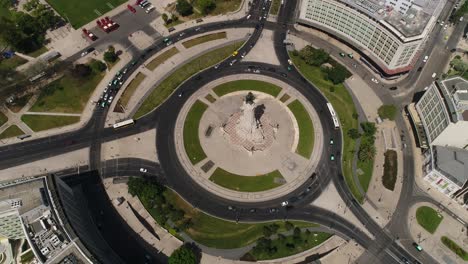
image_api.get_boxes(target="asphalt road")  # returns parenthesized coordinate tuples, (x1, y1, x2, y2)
(0, 0, 460, 263)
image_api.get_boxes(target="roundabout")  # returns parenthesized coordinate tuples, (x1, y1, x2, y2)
(173, 74, 324, 201)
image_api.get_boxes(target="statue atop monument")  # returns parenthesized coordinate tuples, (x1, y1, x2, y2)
(222, 92, 278, 154)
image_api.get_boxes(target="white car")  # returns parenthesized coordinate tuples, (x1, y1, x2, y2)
(229, 59, 237, 66)
(423, 55, 428, 63)
(140, 168, 147, 173)
(371, 78, 379, 84)
(432, 72, 437, 78)
(281, 201, 289, 207)
(81, 51, 88, 57)
(146, 5, 155, 13)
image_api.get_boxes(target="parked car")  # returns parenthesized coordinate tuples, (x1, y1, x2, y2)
(127, 4, 136, 13)
(140, 168, 147, 173)
(423, 55, 428, 62)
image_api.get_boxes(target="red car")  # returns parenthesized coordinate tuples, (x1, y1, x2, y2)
(135, 0, 143, 4)
(82, 28, 97, 41)
(128, 4, 136, 13)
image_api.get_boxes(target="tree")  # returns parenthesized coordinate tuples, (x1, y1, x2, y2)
(293, 227, 301, 237)
(71, 64, 91, 78)
(360, 122, 377, 137)
(171, 13, 179, 22)
(176, 0, 193, 16)
(269, 224, 280, 234)
(162, 13, 169, 24)
(325, 64, 348, 84)
(103, 48, 118, 63)
(347, 128, 361, 139)
(285, 221, 294, 231)
(170, 209, 185, 222)
(305, 229, 312, 236)
(181, 218, 194, 229)
(169, 245, 198, 264)
(291, 49, 299, 56)
(198, 0, 216, 15)
(378, 104, 397, 120)
(89, 59, 107, 72)
(277, 234, 286, 241)
(358, 141, 376, 162)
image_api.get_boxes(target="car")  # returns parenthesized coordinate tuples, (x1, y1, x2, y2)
(87, 47, 95, 53)
(287, 66, 292, 71)
(330, 138, 334, 145)
(249, 208, 256, 213)
(432, 72, 437, 78)
(228, 206, 237, 211)
(146, 5, 155, 13)
(241, 51, 247, 58)
(108, 96, 114, 103)
(122, 68, 128, 74)
(196, 18, 203, 23)
(339, 52, 345, 57)
(214, 64, 220, 69)
(127, 4, 136, 13)
(444, 24, 448, 30)
(100, 101, 106, 108)
(423, 55, 428, 62)
(287, 59, 293, 65)
(450, 48, 456, 52)
(139, 168, 147, 173)
(229, 59, 237, 66)
(82, 28, 97, 41)
(347, 53, 353, 58)
(413, 242, 422, 251)
(281, 201, 289, 206)
(389, 86, 398, 91)
(195, 27, 202, 31)
(178, 92, 184, 97)
(330, 154, 335, 161)
(401, 257, 410, 264)
(269, 208, 279, 213)
(179, 32, 185, 37)
(81, 51, 88, 57)
(253, 69, 260, 73)
(247, 14, 251, 19)
(168, 27, 175, 32)
(371, 78, 379, 84)
(281, 73, 287, 77)
(232, 50, 238, 57)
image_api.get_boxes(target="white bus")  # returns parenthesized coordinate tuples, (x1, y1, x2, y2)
(326, 103, 340, 129)
(113, 119, 134, 129)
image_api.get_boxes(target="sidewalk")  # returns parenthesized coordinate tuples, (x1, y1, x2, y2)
(408, 202, 467, 264)
(106, 28, 252, 125)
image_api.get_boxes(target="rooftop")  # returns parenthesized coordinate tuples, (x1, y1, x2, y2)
(340, 0, 442, 38)
(434, 145, 468, 187)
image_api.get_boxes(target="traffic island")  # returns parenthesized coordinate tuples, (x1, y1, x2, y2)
(416, 206, 443, 234)
(174, 74, 324, 202)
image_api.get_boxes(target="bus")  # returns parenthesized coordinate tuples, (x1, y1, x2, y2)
(113, 119, 134, 129)
(326, 103, 340, 129)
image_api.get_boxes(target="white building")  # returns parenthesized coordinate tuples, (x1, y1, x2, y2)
(298, 0, 444, 75)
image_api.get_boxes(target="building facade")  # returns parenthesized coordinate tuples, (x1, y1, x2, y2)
(298, 0, 444, 75)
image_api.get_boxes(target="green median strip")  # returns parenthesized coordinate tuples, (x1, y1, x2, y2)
(441, 236, 468, 260)
(119, 72, 146, 108)
(288, 100, 314, 158)
(182, 32, 227, 49)
(289, 52, 364, 202)
(146, 47, 179, 71)
(0, 111, 7, 127)
(213, 80, 282, 97)
(183, 100, 208, 165)
(416, 206, 443, 234)
(0, 125, 24, 140)
(209, 168, 284, 192)
(21, 115, 80, 132)
(382, 150, 397, 190)
(270, 0, 281, 14)
(134, 41, 244, 118)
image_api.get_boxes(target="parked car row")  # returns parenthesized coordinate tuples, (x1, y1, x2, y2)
(98, 61, 138, 108)
(96, 16, 119, 33)
(135, 0, 155, 13)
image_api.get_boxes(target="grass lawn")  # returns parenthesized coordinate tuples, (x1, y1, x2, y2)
(196, 0, 242, 15)
(0, 111, 7, 127)
(135, 41, 243, 118)
(119, 72, 146, 108)
(270, 0, 281, 14)
(0, 56, 28, 70)
(249, 232, 332, 260)
(183, 100, 208, 165)
(163, 189, 317, 249)
(27, 46, 48, 58)
(20, 250, 35, 263)
(146, 47, 179, 71)
(205, 94, 216, 103)
(290, 52, 364, 203)
(382, 150, 397, 190)
(288, 100, 314, 159)
(0, 125, 24, 140)
(182, 32, 227, 49)
(213, 80, 282, 97)
(45, 0, 127, 28)
(378, 104, 397, 120)
(416, 206, 443, 234)
(21, 115, 80, 132)
(209, 168, 284, 192)
(441, 236, 468, 260)
(29, 71, 104, 113)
